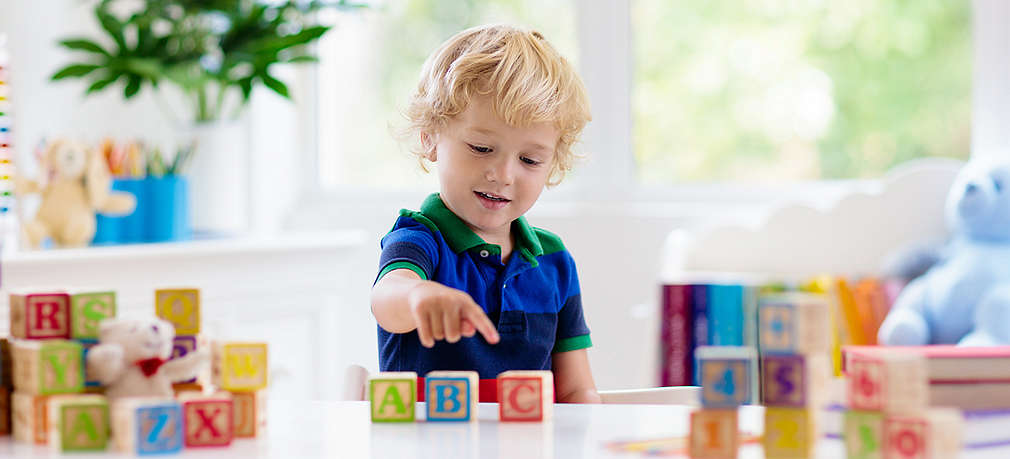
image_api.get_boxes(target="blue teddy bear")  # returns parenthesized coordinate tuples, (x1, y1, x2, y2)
(878, 159, 1010, 346)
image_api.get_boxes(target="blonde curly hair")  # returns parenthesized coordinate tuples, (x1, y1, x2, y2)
(401, 24, 591, 186)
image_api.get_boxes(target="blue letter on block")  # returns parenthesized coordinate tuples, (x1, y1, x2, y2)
(700, 359, 750, 407)
(426, 377, 471, 422)
(137, 404, 183, 455)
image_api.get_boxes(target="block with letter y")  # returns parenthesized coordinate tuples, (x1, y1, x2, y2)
(212, 342, 268, 391)
(425, 371, 478, 422)
(9, 291, 71, 339)
(12, 339, 84, 395)
(178, 391, 233, 447)
(497, 370, 553, 422)
(369, 372, 417, 422)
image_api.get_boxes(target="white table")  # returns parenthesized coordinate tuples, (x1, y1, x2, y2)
(4, 401, 1010, 458)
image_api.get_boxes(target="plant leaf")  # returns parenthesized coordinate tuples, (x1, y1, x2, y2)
(59, 39, 109, 56)
(260, 72, 289, 98)
(51, 64, 102, 80)
(96, 8, 127, 52)
(124, 75, 142, 98)
(285, 55, 318, 63)
(86, 74, 121, 94)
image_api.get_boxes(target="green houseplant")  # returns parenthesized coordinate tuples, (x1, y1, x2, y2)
(51, 0, 364, 123)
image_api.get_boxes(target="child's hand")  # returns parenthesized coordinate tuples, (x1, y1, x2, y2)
(406, 281, 500, 348)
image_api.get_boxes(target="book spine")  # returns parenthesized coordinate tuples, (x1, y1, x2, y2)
(691, 284, 709, 385)
(660, 284, 693, 386)
(710, 284, 744, 346)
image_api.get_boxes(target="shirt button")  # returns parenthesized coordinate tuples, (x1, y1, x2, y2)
(479, 249, 490, 258)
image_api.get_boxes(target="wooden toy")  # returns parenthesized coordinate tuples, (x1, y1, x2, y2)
(0, 387, 9, 435)
(69, 290, 116, 340)
(696, 346, 755, 407)
(112, 398, 184, 454)
(425, 371, 478, 422)
(11, 392, 49, 444)
(844, 410, 884, 459)
(369, 371, 417, 422)
(79, 339, 100, 388)
(847, 351, 927, 413)
(762, 354, 830, 407)
(884, 409, 962, 459)
(173, 382, 205, 395)
(11, 339, 84, 395)
(763, 407, 816, 458)
(498, 370, 553, 422)
(172, 334, 208, 384)
(212, 342, 268, 391)
(178, 391, 233, 447)
(759, 293, 831, 355)
(9, 291, 71, 339)
(689, 408, 738, 458)
(46, 394, 109, 451)
(231, 390, 267, 437)
(1, 338, 11, 387)
(155, 288, 200, 335)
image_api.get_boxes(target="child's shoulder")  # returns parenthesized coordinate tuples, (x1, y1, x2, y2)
(531, 226, 569, 256)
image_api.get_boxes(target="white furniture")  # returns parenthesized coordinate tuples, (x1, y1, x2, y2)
(0, 231, 367, 400)
(4, 401, 1007, 458)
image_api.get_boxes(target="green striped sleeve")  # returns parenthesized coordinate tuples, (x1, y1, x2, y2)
(552, 334, 592, 353)
(376, 261, 428, 281)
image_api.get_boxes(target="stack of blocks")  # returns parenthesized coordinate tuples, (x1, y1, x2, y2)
(689, 345, 757, 458)
(758, 292, 832, 458)
(843, 348, 963, 458)
(368, 370, 553, 422)
(7, 289, 116, 450)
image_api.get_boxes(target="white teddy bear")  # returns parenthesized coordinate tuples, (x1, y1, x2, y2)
(87, 317, 209, 400)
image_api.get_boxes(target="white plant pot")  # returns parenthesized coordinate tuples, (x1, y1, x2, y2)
(185, 120, 249, 235)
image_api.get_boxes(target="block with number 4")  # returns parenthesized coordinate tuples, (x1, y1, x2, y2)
(426, 371, 478, 422)
(498, 370, 553, 422)
(47, 394, 110, 452)
(762, 354, 830, 407)
(689, 408, 738, 458)
(369, 372, 417, 422)
(112, 398, 184, 454)
(764, 407, 817, 458)
(10, 291, 71, 339)
(846, 350, 927, 413)
(12, 339, 84, 395)
(212, 342, 268, 391)
(758, 293, 831, 355)
(696, 346, 756, 408)
(155, 288, 200, 335)
(884, 409, 963, 459)
(179, 391, 233, 447)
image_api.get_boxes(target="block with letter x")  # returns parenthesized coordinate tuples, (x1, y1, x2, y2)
(9, 291, 71, 339)
(12, 339, 83, 395)
(696, 346, 755, 408)
(425, 371, 478, 422)
(179, 392, 233, 447)
(369, 372, 417, 422)
(497, 370, 553, 422)
(112, 398, 183, 454)
(212, 342, 268, 391)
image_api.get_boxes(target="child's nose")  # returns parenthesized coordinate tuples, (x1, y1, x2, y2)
(486, 157, 515, 185)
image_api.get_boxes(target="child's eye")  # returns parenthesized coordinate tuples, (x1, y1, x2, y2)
(468, 144, 492, 154)
(520, 156, 541, 166)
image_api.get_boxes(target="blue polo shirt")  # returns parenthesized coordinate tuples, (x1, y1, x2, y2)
(375, 193, 592, 379)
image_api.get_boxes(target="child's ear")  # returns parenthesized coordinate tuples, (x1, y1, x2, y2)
(421, 132, 437, 162)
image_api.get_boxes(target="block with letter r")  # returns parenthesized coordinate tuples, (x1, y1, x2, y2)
(696, 346, 755, 408)
(425, 371, 478, 422)
(369, 372, 417, 422)
(10, 291, 71, 339)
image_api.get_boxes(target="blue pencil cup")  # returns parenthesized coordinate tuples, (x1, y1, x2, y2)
(93, 177, 191, 244)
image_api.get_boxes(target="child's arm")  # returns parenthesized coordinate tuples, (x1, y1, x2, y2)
(552, 348, 601, 403)
(371, 269, 500, 348)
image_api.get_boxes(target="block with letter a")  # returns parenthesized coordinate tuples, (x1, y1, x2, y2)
(369, 372, 417, 422)
(425, 371, 478, 422)
(497, 370, 553, 422)
(10, 291, 71, 339)
(47, 394, 110, 452)
(178, 391, 233, 447)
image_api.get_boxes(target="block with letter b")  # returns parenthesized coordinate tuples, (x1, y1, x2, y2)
(761, 354, 830, 407)
(10, 291, 71, 339)
(498, 370, 553, 422)
(212, 342, 268, 391)
(112, 398, 184, 454)
(369, 372, 417, 422)
(12, 339, 84, 395)
(689, 408, 738, 458)
(69, 290, 116, 340)
(178, 391, 233, 447)
(846, 350, 927, 413)
(884, 409, 963, 459)
(758, 293, 830, 355)
(696, 346, 755, 408)
(155, 288, 200, 335)
(47, 394, 110, 452)
(425, 371, 478, 422)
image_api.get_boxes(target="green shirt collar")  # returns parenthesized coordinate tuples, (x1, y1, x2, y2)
(420, 193, 544, 265)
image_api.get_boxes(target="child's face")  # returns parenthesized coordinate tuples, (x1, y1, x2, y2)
(428, 94, 559, 244)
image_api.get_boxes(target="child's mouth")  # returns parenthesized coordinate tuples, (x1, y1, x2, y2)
(475, 191, 510, 209)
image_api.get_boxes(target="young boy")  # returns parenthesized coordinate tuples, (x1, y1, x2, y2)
(370, 24, 599, 403)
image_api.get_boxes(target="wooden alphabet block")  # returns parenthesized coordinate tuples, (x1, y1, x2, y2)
(112, 398, 184, 454)
(231, 390, 267, 437)
(173, 382, 205, 395)
(763, 407, 816, 458)
(884, 409, 962, 459)
(498, 370, 553, 422)
(759, 293, 831, 355)
(425, 371, 478, 422)
(155, 288, 200, 335)
(847, 351, 927, 413)
(12, 391, 50, 444)
(762, 354, 830, 407)
(69, 291, 116, 340)
(12, 339, 84, 395)
(844, 410, 884, 459)
(1, 338, 11, 388)
(689, 408, 738, 458)
(10, 291, 71, 339)
(696, 346, 755, 408)
(0, 387, 9, 435)
(172, 335, 208, 384)
(79, 339, 101, 388)
(47, 394, 109, 451)
(178, 391, 233, 447)
(212, 342, 268, 391)
(369, 371, 417, 422)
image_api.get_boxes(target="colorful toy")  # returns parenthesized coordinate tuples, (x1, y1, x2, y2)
(178, 391, 233, 447)
(12, 139, 135, 248)
(111, 397, 184, 454)
(368, 371, 417, 422)
(11, 391, 50, 444)
(9, 290, 71, 339)
(498, 370, 553, 422)
(11, 339, 84, 395)
(231, 390, 267, 437)
(688, 408, 738, 458)
(46, 394, 110, 451)
(425, 370, 478, 422)
(212, 342, 268, 391)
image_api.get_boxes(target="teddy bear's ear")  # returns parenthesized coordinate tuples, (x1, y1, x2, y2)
(97, 318, 123, 340)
